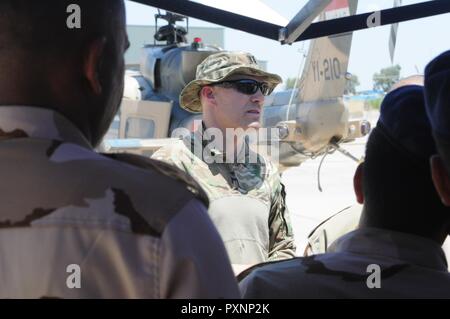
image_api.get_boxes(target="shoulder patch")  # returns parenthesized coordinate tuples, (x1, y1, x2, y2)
(103, 153, 209, 208)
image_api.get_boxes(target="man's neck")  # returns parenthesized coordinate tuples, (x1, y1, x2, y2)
(359, 206, 447, 245)
(201, 121, 245, 156)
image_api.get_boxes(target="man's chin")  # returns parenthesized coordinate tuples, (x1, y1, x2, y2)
(246, 121, 261, 130)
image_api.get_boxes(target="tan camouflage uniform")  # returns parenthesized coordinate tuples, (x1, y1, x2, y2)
(240, 228, 450, 298)
(153, 126, 296, 265)
(0, 106, 240, 299)
(305, 205, 450, 271)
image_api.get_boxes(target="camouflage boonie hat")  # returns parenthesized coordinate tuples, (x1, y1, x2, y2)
(180, 51, 282, 113)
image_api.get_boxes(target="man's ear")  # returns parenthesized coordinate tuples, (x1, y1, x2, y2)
(353, 162, 364, 204)
(431, 155, 450, 206)
(199, 86, 216, 105)
(83, 37, 107, 96)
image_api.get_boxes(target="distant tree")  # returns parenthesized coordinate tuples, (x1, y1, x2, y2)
(284, 77, 297, 90)
(373, 65, 401, 92)
(345, 74, 360, 94)
(367, 97, 383, 111)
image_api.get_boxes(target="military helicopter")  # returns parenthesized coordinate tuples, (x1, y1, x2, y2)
(101, 0, 450, 169)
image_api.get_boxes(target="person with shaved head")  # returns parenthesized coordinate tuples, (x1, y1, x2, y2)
(240, 82, 450, 298)
(0, 0, 239, 298)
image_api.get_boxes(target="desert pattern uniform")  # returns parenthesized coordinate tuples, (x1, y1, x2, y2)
(0, 106, 239, 298)
(240, 228, 450, 298)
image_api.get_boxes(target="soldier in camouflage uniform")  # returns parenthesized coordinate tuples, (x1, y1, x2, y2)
(240, 84, 450, 298)
(0, 0, 239, 298)
(152, 52, 296, 273)
(303, 75, 450, 269)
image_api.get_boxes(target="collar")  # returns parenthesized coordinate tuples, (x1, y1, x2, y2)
(328, 227, 448, 271)
(0, 106, 92, 149)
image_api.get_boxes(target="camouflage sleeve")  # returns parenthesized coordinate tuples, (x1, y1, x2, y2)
(267, 181, 296, 260)
(151, 142, 198, 176)
(160, 198, 240, 298)
(151, 144, 186, 171)
(104, 152, 209, 208)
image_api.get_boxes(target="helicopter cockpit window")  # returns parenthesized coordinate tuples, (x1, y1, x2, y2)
(125, 117, 156, 139)
(265, 89, 298, 108)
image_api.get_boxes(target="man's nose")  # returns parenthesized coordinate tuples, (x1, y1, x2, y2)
(251, 89, 264, 105)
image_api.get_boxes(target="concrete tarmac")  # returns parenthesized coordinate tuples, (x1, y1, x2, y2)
(282, 138, 366, 252)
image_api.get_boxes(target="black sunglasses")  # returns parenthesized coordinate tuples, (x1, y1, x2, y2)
(211, 79, 273, 96)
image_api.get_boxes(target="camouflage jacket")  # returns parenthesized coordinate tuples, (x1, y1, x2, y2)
(152, 125, 296, 265)
(0, 106, 239, 298)
(240, 227, 450, 298)
(305, 204, 450, 271)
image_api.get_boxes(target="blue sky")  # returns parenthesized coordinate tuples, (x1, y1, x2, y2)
(125, 0, 450, 90)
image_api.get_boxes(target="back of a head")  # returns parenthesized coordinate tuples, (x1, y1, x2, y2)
(0, 1, 122, 54)
(0, 0, 126, 147)
(424, 50, 450, 174)
(362, 85, 449, 240)
(389, 75, 424, 92)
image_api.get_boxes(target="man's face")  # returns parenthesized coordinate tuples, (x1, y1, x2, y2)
(209, 75, 267, 130)
(92, 3, 129, 146)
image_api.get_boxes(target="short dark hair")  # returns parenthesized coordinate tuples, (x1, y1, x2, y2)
(0, 0, 123, 56)
(362, 126, 449, 234)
